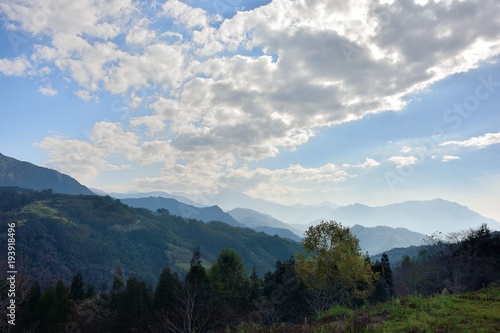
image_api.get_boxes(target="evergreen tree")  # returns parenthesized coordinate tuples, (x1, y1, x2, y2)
(262, 257, 309, 324)
(117, 277, 153, 332)
(154, 267, 180, 311)
(71, 271, 85, 301)
(209, 249, 250, 324)
(85, 283, 97, 299)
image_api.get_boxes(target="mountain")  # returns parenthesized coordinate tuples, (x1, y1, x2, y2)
(228, 208, 302, 233)
(192, 191, 337, 225)
(0, 188, 302, 287)
(0, 152, 93, 195)
(120, 197, 244, 228)
(326, 199, 499, 235)
(109, 191, 205, 207)
(292, 199, 500, 236)
(350, 225, 426, 256)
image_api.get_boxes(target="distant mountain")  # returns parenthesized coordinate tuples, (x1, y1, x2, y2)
(350, 225, 426, 256)
(0, 188, 302, 287)
(251, 226, 302, 242)
(370, 245, 426, 265)
(120, 197, 244, 228)
(292, 199, 500, 235)
(328, 199, 499, 235)
(0, 152, 93, 195)
(193, 191, 337, 225)
(109, 191, 205, 207)
(228, 208, 302, 233)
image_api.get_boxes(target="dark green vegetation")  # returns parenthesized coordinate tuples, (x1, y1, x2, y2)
(0, 153, 93, 195)
(0, 187, 302, 287)
(1, 187, 499, 332)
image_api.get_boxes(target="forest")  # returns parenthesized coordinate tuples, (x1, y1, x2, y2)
(1, 189, 500, 332)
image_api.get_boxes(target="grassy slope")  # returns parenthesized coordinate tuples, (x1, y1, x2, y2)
(242, 285, 500, 333)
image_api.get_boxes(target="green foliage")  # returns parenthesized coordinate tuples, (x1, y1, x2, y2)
(0, 188, 302, 287)
(209, 249, 251, 314)
(297, 220, 377, 314)
(393, 224, 500, 296)
(71, 271, 85, 301)
(154, 267, 180, 311)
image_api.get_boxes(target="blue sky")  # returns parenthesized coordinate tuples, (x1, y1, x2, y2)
(1, 0, 499, 221)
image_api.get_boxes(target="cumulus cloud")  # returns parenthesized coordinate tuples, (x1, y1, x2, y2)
(6, 0, 499, 192)
(440, 132, 500, 150)
(388, 156, 419, 169)
(442, 155, 461, 162)
(75, 90, 98, 102)
(38, 86, 58, 96)
(0, 57, 31, 76)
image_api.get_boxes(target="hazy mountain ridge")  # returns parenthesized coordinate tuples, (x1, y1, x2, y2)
(228, 207, 303, 234)
(0, 152, 93, 195)
(351, 225, 426, 256)
(322, 199, 500, 235)
(120, 196, 244, 228)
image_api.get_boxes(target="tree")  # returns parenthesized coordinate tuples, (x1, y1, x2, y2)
(71, 271, 85, 301)
(154, 267, 180, 311)
(151, 247, 215, 333)
(116, 276, 153, 332)
(371, 253, 394, 302)
(209, 249, 250, 324)
(296, 220, 377, 315)
(261, 257, 309, 325)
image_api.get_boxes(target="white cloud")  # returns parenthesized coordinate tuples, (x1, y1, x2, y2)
(38, 86, 58, 96)
(8, 0, 500, 194)
(351, 158, 381, 169)
(388, 156, 419, 168)
(442, 155, 460, 162)
(75, 90, 97, 102)
(0, 57, 31, 76)
(440, 132, 500, 150)
(162, 0, 210, 29)
(0, 0, 136, 37)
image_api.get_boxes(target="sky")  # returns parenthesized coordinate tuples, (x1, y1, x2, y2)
(0, 0, 499, 221)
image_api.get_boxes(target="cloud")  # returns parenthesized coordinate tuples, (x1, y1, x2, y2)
(442, 155, 460, 162)
(0, 0, 136, 37)
(388, 156, 419, 169)
(346, 158, 381, 169)
(440, 132, 500, 150)
(75, 90, 97, 102)
(38, 86, 58, 96)
(8, 0, 499, 191)
(0, 57, 31, 76)
(162, 0, 210, 29)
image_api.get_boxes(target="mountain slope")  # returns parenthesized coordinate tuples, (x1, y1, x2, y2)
(324, 199, 499, 235)
(200, 191, 336, 225)
(120, 197, 244, 228)
(109, 191, 205, 207)
(0, 188, 302, 287)
(350, 224, 426, 256)
(0, 153, 94, 195)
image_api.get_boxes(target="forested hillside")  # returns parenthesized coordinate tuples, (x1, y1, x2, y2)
(0, 187, 302, 287)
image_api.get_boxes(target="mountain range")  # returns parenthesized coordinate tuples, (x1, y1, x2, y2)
(1, 152, 498, 257)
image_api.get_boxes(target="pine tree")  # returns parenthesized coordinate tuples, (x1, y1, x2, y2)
(71, 271, 85, 301)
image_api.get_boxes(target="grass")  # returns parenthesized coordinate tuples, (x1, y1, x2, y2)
(372, 286, 500, 333)
(239, 285, 500, 333)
